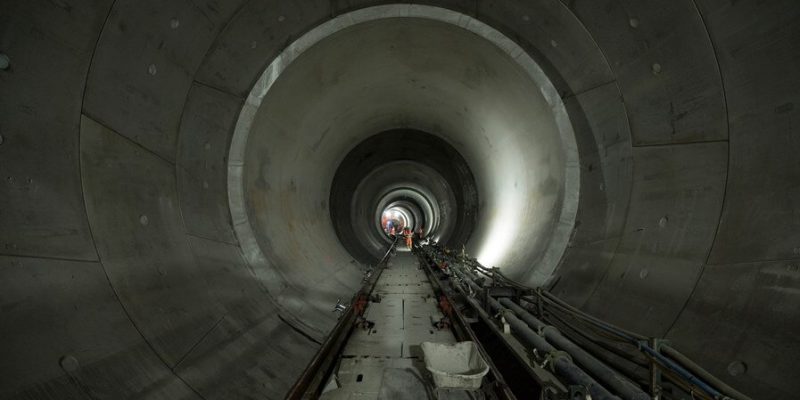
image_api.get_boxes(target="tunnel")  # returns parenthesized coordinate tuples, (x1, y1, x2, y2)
(0, 1, 798, 399)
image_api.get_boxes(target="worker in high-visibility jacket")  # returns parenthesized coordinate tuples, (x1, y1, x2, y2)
(404, 227, 413, 250)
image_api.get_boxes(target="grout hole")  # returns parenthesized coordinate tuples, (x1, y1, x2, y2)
(356, 374, 363, 382)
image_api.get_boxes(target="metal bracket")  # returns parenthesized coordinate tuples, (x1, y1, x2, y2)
(650, 337, 668, 400)
(332, 298, 347, 315)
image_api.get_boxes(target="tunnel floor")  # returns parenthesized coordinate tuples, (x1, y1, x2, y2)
(319, 252, 462, 399)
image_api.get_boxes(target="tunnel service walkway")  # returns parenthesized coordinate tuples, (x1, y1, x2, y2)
(320, 252, 466, 399)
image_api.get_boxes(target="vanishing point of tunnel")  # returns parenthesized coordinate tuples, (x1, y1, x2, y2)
(0, 1, 798, 399)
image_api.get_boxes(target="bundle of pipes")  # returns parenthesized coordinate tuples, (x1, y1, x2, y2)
(419, 244, 750, 400)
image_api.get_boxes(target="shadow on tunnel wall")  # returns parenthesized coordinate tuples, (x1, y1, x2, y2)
(0, 0, 798, 399)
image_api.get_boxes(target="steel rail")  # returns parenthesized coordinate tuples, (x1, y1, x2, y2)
(287, 238, 398, 399)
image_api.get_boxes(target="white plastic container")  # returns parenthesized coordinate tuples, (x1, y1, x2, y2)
(421, 341, 490, 390)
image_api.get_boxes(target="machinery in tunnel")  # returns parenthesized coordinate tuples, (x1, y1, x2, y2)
(1, 0, 799, 399)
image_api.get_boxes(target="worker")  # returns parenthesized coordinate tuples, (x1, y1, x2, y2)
(405, 227, 413, 250)
(386, 220, 393, 235)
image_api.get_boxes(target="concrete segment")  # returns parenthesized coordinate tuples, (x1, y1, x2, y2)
(1, 1, 798, 399)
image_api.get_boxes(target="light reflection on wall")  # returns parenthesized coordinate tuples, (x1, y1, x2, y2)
(475, 133, 526, 269)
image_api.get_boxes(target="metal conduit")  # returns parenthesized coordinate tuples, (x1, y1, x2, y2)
(487, 297, 622, 400)
(498, 298, 651, 400)
(458, 249, 746, 400)
(451, 265, 621, 400)
(460, 258, 742, 400)
(3, 2, 797, 399)
(660, 346, 752, 400)
(463, 257, 737, 400)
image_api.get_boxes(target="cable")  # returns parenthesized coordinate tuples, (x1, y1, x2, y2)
(660, 346, 751, 400)
(544, 307, 649, 367)
(424, 244, 739, 400)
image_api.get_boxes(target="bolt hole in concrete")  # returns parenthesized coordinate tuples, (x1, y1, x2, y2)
(59, 355, 79, 372)
(652, 63, 662, 75)
(727, 360, 748, 376)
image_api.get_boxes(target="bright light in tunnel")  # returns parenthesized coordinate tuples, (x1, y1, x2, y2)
(381, 207, 410, 235)
(475, 126, 527, 269)
(229, 5, 579, 287)
(476, 198, 522, 269)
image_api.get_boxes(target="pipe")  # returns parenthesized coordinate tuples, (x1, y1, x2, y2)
(416, 251, 518, 400)
(548, 313, 652, 387)
(536, 291, 647, 341)
(4, 1, 796, 398)
(453, 249, 735, 400)
(516, 287, 735, 399)
(661, 346, 752, 400)
(466, 263, 728, 400)
(637, 345, 725, 399)
(499, 298, 651, 400)
(488, 297, 621, 400)
(450, 265, 620, 400)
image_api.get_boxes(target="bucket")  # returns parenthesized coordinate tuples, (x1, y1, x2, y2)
(420, 341, 490, 390)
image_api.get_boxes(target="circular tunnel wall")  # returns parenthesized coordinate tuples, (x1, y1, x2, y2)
(1, 1, 798, 399)
(228, 9, 579, 335)
(330, 129, 478, 263)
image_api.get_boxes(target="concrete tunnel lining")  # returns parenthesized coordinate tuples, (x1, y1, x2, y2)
(356, 162, 447, 251)
(332, 130, 477, 264)
(228, 7, 580, 336)
(2, 0, 799, 398)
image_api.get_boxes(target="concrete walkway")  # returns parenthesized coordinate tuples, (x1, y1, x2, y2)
(320, 252, 457, 399)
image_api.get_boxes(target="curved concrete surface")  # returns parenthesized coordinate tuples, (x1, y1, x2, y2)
(1, 1, 798, 399)
(330, 130, 478, 263)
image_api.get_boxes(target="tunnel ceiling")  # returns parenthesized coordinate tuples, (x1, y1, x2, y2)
(1, 1, 799, 399)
